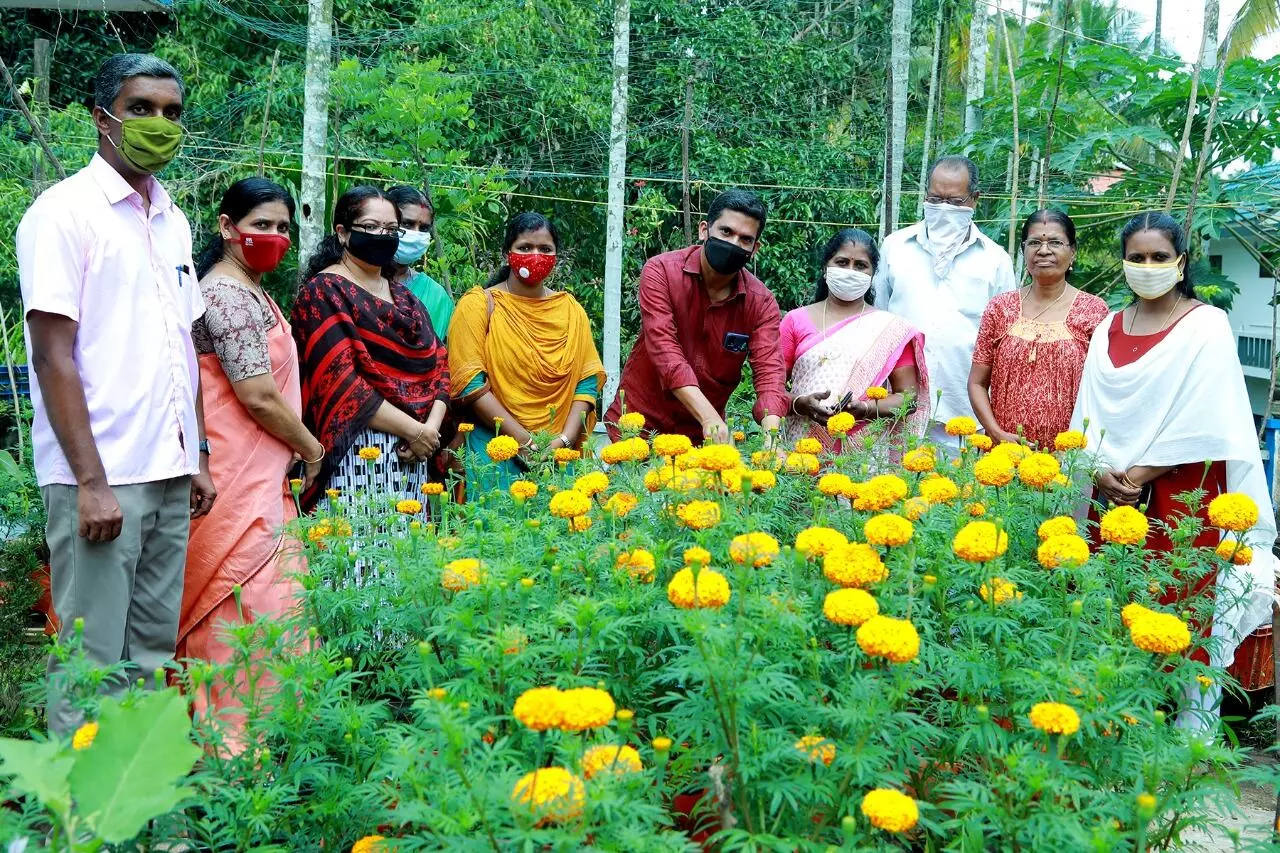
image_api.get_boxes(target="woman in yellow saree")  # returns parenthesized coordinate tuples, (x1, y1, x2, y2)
(448, 213, 604, 491)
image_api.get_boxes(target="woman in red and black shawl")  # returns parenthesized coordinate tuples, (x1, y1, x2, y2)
(291, 186, 452, 512)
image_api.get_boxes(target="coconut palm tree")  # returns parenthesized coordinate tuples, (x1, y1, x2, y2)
(1224, 0, 1279, 59)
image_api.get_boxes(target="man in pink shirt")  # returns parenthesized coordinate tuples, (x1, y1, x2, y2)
(19, 54, 216, 735)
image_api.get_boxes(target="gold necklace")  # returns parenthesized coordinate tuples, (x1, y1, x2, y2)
(1020, 285, 1071, 364)
(1126, 296, 1182, 339)
(819, 299, 867, 364)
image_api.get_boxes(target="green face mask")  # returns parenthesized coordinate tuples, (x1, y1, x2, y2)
(104, 110, 184, 174)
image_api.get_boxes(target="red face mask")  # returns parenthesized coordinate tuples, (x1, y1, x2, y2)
(230, 226, 291, 273)
(508, 251, 556, 286)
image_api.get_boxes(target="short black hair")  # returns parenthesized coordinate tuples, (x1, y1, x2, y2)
(706, 189, 767, 238)
(1120, 211, 1195, 298)
(1020, 208, 1076, 247)
(813, 228, 879, 304)
(485, 212, 561, 287)
(94, 53, 184, 110)
(928, 155, 979, 196)
(196, 177, 295, 278)
(386, 185, 433, 215)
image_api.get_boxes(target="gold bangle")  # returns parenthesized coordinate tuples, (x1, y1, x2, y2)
(302, 445, 325, 464)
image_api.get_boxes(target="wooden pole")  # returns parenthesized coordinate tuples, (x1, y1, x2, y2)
(918, 1, 944, 217)
(299, 0, 333, 274)
(999, 11, 1020, 254)
(886, 0, 913, 233)
(963, 0, 989, 134)
(0, 57, 65, 182)
(681, 76, 693, 245)
(257, 48, 280, 178)
(1165, 0, 1216, 214)
(602, 0, 630, 415)
(32, 38, 49, 192)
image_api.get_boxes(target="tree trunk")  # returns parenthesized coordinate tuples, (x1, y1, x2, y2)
(1153, 0, 1163, 55)
(1165, 0, 1217, 213)
(1038, 0, 1072, 206)
(918, 2, 945, 216)
(886, 0, 914, 232)
(682, 76, 694, 245)
(964, 0, 989, 134)
(999, 11, 1020, 255)
(602, 0, 630, 415)
(32, 38, 49, 192)
(299, 0, 334, 274)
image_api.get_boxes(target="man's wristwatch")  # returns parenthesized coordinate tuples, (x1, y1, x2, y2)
(198, 439, 211, 455)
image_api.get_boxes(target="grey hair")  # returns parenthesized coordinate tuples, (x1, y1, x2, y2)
(93, 54, 185, 110)
(928, 155, 980, 196)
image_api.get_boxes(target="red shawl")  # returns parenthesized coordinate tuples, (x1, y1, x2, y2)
(290, 272, 450, 508)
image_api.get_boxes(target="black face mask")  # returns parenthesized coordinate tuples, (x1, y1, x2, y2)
(702, 236, 752, 275)
(346, 230, 400, 268)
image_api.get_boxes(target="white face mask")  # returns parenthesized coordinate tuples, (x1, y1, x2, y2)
(825, 267, 873, 302)
(1123, 258, 1184, 300)
(393, 229, 433, 265)
(921, 202, 975, 276)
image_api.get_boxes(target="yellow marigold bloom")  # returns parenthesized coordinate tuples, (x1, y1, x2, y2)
(903, 497, 930, 521)
(486, 435, 520, 462)
(823, 588, 879, 626)
(1037, 534, 1090, 570)
(1038, 516, 1077, 540)
(643, 469, 664, 493)
(817, 472, 854, 497)
(865, 386, 889, 401)
(549, 489, 592, 519)
(683, 546, 712, 566)
(747, 468, 777, 492)
(719, 467, 747, 493)
(72, 721, 98, 751)
(582, 744, 642, 778)
(653, 433, 693, 457)
(1137, 793, 1157, 812)
(676, 500, 721, 530)
(652, 736, 673, 752)
(860, 788, 919, 833)
(1029, 701, 1080, 735)
(510, 480, 539, 501)
(919, 476, 959, 504)
(1016, 452, 1061, 489)
(574, 471, 610, 497)
(853, 474, 909, 511)
(513, 686, 565, 731)
(794, 734, 836, 766)
(794, 437, 823, 455)
(604, 492, 639, 518)
(666, 567, 732, 609)
(750, 450, 783, 470)
(1054, 430, 1087, 451)
(967, 502, 986, 517)
(1051, 473, 1069, 487)
(788, 525, 849, 558)
(570, 515, 593, 533)
(944, 416, 978, 436)
(785, 451, 820, 474)
(1215, 539, 1254, 565)
(990, 442, 1029, 463)
(560, 686, 616, 731)
(325, 487, 340, 499)
(973, 454, 1015, 487)
(1196, 674, 1215, 689)
(616, 549, 656, 582)
(395, 498, 423, 515)
(1121, 603, 1155, 628)
(618, 411, 646, 432)
(554, 448, 582, 464)
(437, 534, 460, 549)
(1099, 505, 1149, 545)
(289, 477, 303, 492)
(729, 532, 781, 567)
(511, 767, 585, 825)
(827, 411, 856, 436)
(952, 521, 1009, 562)
(625, 437, 651, 462)
(352, 836, 386, 853)
(357, 446, 382, 461)
(732, 429, 746, 441)
(979, 577, 1022, 604)
(698, 443, 742, 472)
(824, 542, 888, 588)
(902, 446, 936, 473)
(442, 558, 483, 591)
(865, 513, 914, 547)
(1129, 611, 1192, 654)
(968, 434, 994, 452)
(601, 441, 633, 465)
(420, 482, 445, 497)
(856, 615, 920, 663)
(1207, 492, 1260, 533)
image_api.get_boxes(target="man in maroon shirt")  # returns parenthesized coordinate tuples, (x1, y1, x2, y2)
(606, 189, 825, 444)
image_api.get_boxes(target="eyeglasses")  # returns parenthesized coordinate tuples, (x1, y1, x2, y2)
(351, 222, 405, 237)
(1022, 239, 1071, 252)
(924, 195, 973, 206)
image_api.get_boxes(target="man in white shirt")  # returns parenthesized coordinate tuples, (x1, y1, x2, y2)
(19, 54, 216, 735)
(874, 156, 1017, 445)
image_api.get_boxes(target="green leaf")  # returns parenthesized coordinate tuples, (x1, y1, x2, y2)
(0, 449, 19, 479)
(69, 689, 201, 844)
(0, 737, 73, 814)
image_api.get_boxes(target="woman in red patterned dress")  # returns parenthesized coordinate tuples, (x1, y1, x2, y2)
(968, 209, 1107, 448)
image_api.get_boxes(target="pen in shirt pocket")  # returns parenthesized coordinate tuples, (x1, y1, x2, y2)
(176, 264, 191, 287)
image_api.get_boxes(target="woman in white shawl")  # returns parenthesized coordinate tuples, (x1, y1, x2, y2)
(1072, 211, 1276, 731)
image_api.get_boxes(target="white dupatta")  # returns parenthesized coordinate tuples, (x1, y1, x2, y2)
(1070, 305, 1277, 665)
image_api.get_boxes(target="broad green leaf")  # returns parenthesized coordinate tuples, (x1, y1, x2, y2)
(0, 738, 72, 814)
(0, 450, 20, 479)
(69, 689, 201, 844)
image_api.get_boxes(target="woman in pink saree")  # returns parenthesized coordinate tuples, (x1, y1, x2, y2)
(179, 179, 323, 749)
(781, 228, 929, 454)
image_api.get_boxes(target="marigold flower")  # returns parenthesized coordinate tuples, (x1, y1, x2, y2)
(357, 446, 382, 461)
(683, 546, 712, 566)
(485, 435, 520, 462)
(973, 454, 1015, 487)
(952, 521, 1009, 562)
(1207, 492, 1259, 533)
(676, 500, 721, 530)
(352, 836, 386, 853)
(968, 434, 994, 452)
(719, 467, 747, 493)
(442, 558, 483, 591)
(437, 534, 460, 549)
(1099, 505, 1149, 545)
(395, 499, 423, 515)
(653, 434, 693, 457)
(794, 734, 836, 765)
(652, 736, 673, 752)
(420, 482, 445, 497)
(732, 429, 746, 442)
(750, 450, 783, 470)
(618, 411, 646, 432)
(601, 442, 633, 465)
(325, 487, 341, 499)
(919, 476, 959, 504)
(979, 577, 1022, 604)
(865, 386, 889, 401)
(1121, 602, 1155, 628)
(990, 442, 1029, 463)
(604, 492, 639, 517)
(853, 474, 909, 511)
(865, 513, 914, 547)
(945, 416, 978, 437)
(788, 525, 849, 558)
(903, 497, 930, 521)
(698, 443, 742, 472)
(581, 744, 642, 778)
(1137, 792, 1157, 813)
(666, 567, 731, 609)
(747, 469, 777, 492)
(1037, 515, 1077, 540)
(860, 788, 919, 833)
(785, 451, 820, 474)
(513, 686, 565, 731)
(554, 448, 582, 464)
(1017, 453, 1061, 489)
(856, 615, 920, 663)
(902, 446, 936, 473)
(511, 767, 585, 825)
(1054, 430, 1087, 451)
(824, 542, 888, 588)
(818, 472, 854, 497)
(549, 489, 592, 519)
(570, 515, 593, 533)
(794, 437, 822, 455)
(729, 532, 780, 567)
(289, 477, 303, 492)
(643, 469, 664, 493)
(72, 721, 98, 751)
(967, 502, 986, 517)
(823, 588, 879, 626)
(827, 411, 856, 436)
(617, 549, 656, 582)
(560, 686, 616, 730)
(1129, 610, 1191, 654)
(1215, 539, 1253, 565)
(1037, 534, 1090, 569)
(574, 471, 610, 497)
(1029, 701, 1080, 735)
(1196, 674, 1215, 689)
(510, 480, 538, 501)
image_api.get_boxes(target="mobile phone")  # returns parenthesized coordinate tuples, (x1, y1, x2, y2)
(835, 390, 854, 412)
(723, 332, 750, 354)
